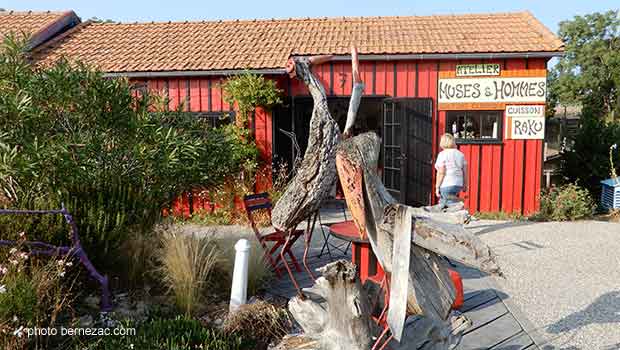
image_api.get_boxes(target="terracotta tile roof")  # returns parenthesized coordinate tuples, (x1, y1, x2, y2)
(33, 11, 564, 73)
(0, 10, 79, 48)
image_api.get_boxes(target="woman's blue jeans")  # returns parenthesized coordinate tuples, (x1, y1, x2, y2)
(439, 186, 462, 208)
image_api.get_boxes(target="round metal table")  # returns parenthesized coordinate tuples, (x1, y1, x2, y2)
(328, 220, 385, 283)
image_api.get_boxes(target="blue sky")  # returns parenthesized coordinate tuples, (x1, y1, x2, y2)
(2, 0, 618, 33)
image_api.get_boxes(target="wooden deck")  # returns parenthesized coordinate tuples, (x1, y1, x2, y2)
(455, 265, 538, 349)
(266, 208, 539, 349)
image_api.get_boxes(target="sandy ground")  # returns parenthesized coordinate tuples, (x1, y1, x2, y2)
(468, 220, 620, 350)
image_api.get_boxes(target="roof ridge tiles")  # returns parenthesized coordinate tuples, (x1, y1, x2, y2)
(0, 9, 73, 16)
(71, 10, 535, 27)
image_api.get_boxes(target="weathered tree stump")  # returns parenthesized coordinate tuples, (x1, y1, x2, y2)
(287, 260, 373, 350)
(277, 260, 471, 350)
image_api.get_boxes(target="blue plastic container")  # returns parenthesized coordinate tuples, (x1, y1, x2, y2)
(600, 178, 620, 210)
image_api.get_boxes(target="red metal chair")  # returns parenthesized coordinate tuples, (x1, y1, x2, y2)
(243, 193, 304, 278)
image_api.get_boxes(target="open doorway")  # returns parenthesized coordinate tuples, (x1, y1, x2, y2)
(290, 96, 384, 155)
(272, 96, 433, 207)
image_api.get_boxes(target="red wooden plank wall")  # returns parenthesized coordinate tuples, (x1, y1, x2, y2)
(254, 106, 273, 192)
(142, 77, 228, 112)
(290, 60, 437, 99)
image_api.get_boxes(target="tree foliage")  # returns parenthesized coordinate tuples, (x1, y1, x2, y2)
(0, 36, 257, 266)
(560, 117, 620, 195)
(549, 10, 620, 120)
(222, 72, 283, 124)
(549, 11, 620, 196)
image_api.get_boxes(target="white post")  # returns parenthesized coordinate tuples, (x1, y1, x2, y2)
(229, 239, 251, 312)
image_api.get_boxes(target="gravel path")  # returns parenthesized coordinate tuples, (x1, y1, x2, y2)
(468, 220, 620, 350)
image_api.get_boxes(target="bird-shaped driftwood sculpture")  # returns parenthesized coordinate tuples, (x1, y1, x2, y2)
(271, 49, 367, 291)
(271, 55, 342, 233)
(272, 47, 502, 350)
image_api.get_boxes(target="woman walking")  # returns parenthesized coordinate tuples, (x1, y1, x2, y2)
(435, 134, 467, 208)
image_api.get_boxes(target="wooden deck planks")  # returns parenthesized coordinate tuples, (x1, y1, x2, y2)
(458, 314, 525, 350)
(462, 290, 499, 312)
(456, 264, 539, 350)
(462, 298, 510, 335)
(492, 332, 535, 349)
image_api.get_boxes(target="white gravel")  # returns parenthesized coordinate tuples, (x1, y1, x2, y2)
(467, 220, 620, 350)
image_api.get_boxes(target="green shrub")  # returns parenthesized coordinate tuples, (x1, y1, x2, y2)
(0, 37, 258, 271)
(536, 183, 595, 221)
(76, 317, 252, 350)
(222, 72, 283, 124)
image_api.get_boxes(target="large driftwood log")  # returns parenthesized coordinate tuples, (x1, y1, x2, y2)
(287, 260, 374, 350)
(335, 132, 501, 342)
(271, 57, 341, 232)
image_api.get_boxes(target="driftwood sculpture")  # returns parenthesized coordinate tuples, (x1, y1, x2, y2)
(271, 55, 341, 232)
(271, 49, 365, 289)
(273, 47, 501, 349)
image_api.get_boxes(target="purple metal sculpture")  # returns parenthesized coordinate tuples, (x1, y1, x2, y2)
(0, 205, 112, 311)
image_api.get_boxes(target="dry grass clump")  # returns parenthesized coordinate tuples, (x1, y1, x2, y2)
(158, 231, 219, 317)
(120, 227, 163, 288)
(0, 234, 76, 349)
(223, 300, 291, 349)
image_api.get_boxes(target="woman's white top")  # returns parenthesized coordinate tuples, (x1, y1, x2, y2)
(434, 148, 466, 188)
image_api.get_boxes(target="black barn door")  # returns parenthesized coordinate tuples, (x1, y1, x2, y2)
(382, 98, 433, 206)
(272, 98, 294, 174)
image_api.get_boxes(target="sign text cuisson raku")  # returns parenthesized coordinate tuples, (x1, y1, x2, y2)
(505, 105, 545, 140)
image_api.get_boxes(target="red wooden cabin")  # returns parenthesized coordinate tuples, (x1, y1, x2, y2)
(32, 11, 564, 215)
